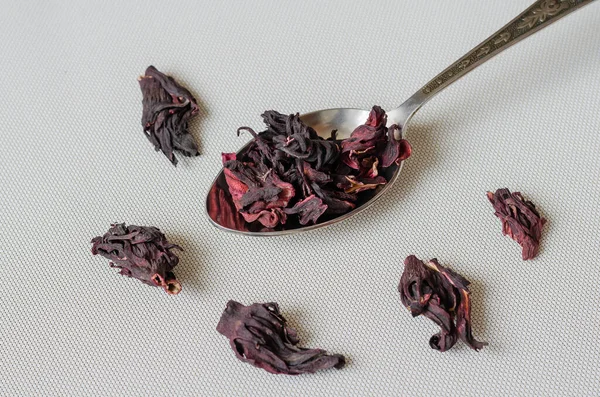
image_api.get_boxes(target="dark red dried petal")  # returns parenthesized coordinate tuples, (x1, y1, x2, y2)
(429, 259, 488, 351)
(267, 112, 340, 170)
(311, 184, 356, 214)
(91, 223, 182, 294)
(139, 66, 199, 165)
(283, 195, 328, 225)
(365, 105, 387, 127)
(217, 301, 345, 375)
(399, 255, 437, 316)
(302, 162, 332, 184)
(239, 209, 286, 228)
(222, 153, 296, 228)
(359, 157, 379, 179)
(222, 152, 237, 163)
(422, 299, 458, 352)
(454, 289, 486, 351)
(239, 186, 283, 208)
(381, 125, 412, 168)
(399, 255, 486, 352)
(487, 188, 546, 260)
(264, 173, 295, 209)
(341, 107, 386, 150)
(223, 167, 249, 203)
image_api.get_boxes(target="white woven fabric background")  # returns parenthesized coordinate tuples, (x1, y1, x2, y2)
(1, 1, 599, 396)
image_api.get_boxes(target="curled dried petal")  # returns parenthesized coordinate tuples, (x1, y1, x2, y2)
(365, 105, 387, 127)
(399, 255, 486, 352)
(429, 259, 487, 351)
(302, 162, 332, 185)
(340, 106, 387, 170)
(399, 255, 437, 316)
(240, 208, 287, 228)
(217, 301, 345, 375)
(91, 223, 182, 294)
(423, 299, 458, 352)
(487, 188, 546, 260)
(311, 184, 356, 214)
(139, 66, 199, 165)
(359, 157, 379, 179)
(283, 195, 327, 225)
(223, 157, 295, 228)
(381, 125, 412, 168)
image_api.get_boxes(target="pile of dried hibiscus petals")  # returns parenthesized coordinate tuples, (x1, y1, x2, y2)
(221, 106, 411, 228)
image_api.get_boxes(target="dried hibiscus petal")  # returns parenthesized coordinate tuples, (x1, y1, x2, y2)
(217, 301, 345, 375)
(341, 107, 411, 173)
(340, 110, 385, 168)
(487, 188, 546, 260)
(399, 255, 486, 352)
(381, 125, 412, 167)
(138, 65, 199, 165)
(283, 195, 327, 225)
(91, 223, 182, 295)
(222, 155, 294, 228)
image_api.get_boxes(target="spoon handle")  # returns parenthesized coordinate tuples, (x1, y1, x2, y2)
(400, 0, 595, 115)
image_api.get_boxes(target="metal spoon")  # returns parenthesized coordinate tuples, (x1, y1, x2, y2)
(207, 0, 595, 236)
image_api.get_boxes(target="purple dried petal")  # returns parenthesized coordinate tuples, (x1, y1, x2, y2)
(359, 157, 379, 179)
(264, 173, 295, 208)
(340, 106, 388, 169)
(217, 301, 345, 375)
(222, 157, 295, 228)
(399, 255, 437, 316)
(139, 66, 199, 166)
(422, 298, 458, 352)
(240, 186, 283, 208)
(91, 223, 182, 294)
(302, 162, 332, 185)
(222, 152, 237, 163)
(427, 259, 487, 351)
(399, 255, 486, 352)
(283, 195, 328, 225)
(240, 208, 287, 228)
(265, 112, 340, 170)
(381, 125, 412, 168)
(223, 166, 250, 203)
(487, 188, 546, 260)
(365, 105, 387, 127)
(311, 184, 356, 214)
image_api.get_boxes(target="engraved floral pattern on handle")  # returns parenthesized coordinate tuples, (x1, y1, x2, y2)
(420, 0, 587, 96)
(518, 0, 570, 29)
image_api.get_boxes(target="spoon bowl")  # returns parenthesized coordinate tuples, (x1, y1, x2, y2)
(206, 107, 410, 236)
(206, 0, 594, 236)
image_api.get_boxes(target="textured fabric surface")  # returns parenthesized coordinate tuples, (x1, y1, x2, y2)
(1, 1, 599, 396)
